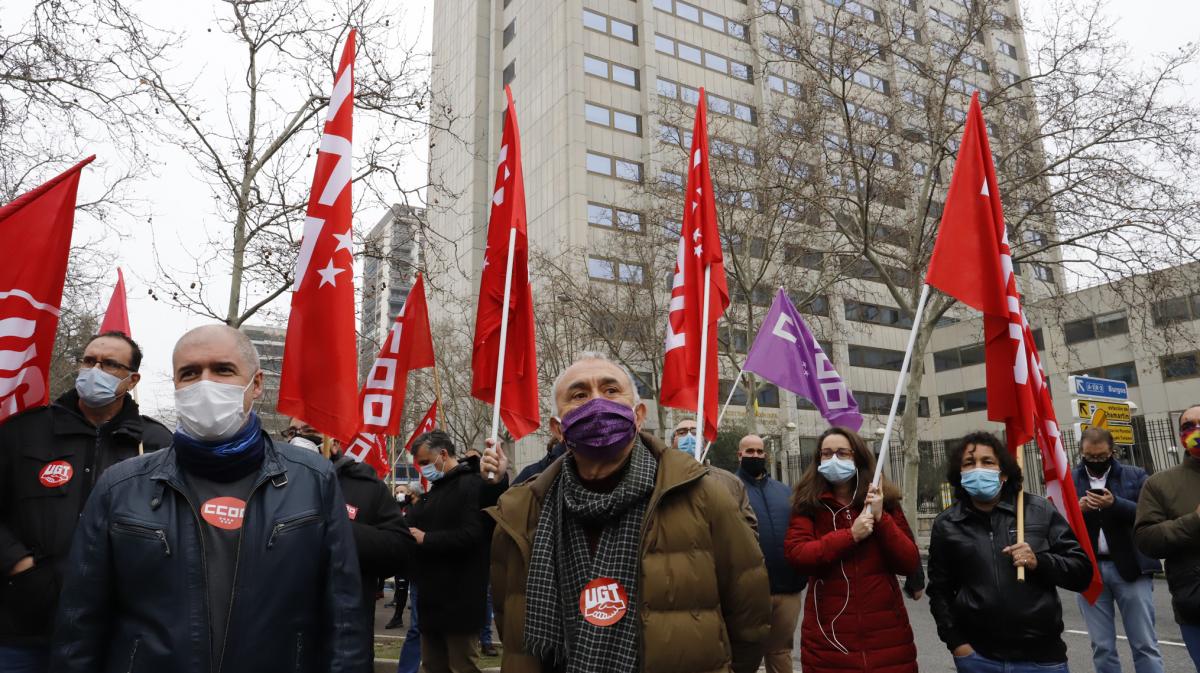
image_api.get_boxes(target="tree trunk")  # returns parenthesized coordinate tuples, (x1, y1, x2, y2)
(900, 318, 935, 536)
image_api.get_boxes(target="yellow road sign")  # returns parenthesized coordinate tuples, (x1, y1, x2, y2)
(1077, 421, 1134, 445)
(1073, 399, 1132, 424)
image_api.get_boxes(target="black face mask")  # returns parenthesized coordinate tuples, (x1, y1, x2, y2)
(740, 457, 767, 479)
(1084, 457, 1113, 478)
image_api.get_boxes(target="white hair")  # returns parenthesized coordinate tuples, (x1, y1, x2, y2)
(551, 351, 642, 414)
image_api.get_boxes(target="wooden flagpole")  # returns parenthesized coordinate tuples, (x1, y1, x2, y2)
(1016, 445, 1026, 582)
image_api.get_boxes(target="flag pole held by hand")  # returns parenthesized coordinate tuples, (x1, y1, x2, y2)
(872, 283, 932, 486)
(487, 226, 519, 481)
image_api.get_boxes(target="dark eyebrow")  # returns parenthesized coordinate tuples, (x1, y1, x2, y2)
(598, 376, 623, 388)
(565, 380, 590, 394)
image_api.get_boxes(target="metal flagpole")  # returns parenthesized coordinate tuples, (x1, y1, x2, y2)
(871, 283, 932, 486)
(695, 264, 713, 461)
(487, 226, 518, 480)
(699, 367, 744, 463)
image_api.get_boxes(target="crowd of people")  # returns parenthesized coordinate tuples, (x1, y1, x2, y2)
(0, 328, 1198, 673)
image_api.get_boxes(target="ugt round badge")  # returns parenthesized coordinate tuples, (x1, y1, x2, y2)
(579, 577, 628, 627)
(38, 460, 73, 488)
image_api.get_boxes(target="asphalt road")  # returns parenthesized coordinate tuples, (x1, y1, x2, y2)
(795, 577, 1193, 672)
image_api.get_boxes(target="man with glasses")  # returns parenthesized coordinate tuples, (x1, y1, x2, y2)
(0, 331, 172, 672)
(1136, 404, 1200, 669)
(670, 418, 757, 533)
(1071, 427, 1163, 673)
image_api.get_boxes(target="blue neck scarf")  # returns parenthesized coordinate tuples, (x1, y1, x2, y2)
(173, 412, 266, 483)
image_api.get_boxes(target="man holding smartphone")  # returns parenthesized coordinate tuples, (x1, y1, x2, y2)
(1072, 427, 1163, 673)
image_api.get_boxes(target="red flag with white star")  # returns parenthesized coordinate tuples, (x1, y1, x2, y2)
(925, 93, 1102, 603)
(660, 89, 730, 441)
(99, 268, 130, 336)
(470, 86, 540, 440)
(404, 400, 438, 452)
(278, 30, 358, 442)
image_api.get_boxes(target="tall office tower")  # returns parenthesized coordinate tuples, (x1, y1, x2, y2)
(359, 204, 423, 375)
(429, 0, 1061, 474)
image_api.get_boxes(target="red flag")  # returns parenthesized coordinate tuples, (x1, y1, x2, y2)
(343, 432, 389, 478)
(405, 400, 438, 452)
(925, 93, 1035, 446)
(925, 93, 1103, 603)
(278, 30, 358, 442)
(470, 86, 540, 440)
(99, 268, 130, 336)
(357, 273, 435, 436)
(660, 89, 730, 441)
(0, 156, 92, 422)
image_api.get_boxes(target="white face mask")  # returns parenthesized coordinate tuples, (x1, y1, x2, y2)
(289, 436, 320, 453)
(175, 378, 255, 441)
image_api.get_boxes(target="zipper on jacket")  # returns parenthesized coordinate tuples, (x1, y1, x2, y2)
(267, 513, 322, 549)
(111, 522, 171, 556)
(217, 472, 279, 673)
(160, 482, 213, 670)
(126, 638, 140, 673)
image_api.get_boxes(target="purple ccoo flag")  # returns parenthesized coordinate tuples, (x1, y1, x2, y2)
(744, 289, 863, 431)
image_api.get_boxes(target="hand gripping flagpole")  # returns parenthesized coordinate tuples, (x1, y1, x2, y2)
(871, 283, 932, 487)
(695, 264, 713, 461)
(488, 226, 519, 480)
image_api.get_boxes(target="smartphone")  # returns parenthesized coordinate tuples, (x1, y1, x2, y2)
(1087, 488, 1106, 495)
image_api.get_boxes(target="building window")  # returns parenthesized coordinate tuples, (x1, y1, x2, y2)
(1063, 310, 1128, 345)
(996, 39, 1018, 59)
(822, 0, 881, 24)
(587, 256, 646, 285)
(1152, 293, 1200, 326)
(1161, 351, 1200, 381)
(587, 202, 644, 233)
(938, 388, 989, 416)
(767, 73, 804, 100)
(584, 101, 641, 135)
(790, 292, 830, 317)
(656, 77, 756, 124)
(584, 54, 639, 89)
(502, 60, 516, 87)
(856, 391, 929, 417)
(582, 9, 637, 44)
(653, 33, 752, 81)
(843, 299, 913, 328)
(654, 0, 749, 40)
(503, 20, 516, 47)
(757, 383, 780, 408)
(585, 151, 643, 183)
(1032, 264, 1054, 282)
(719, 377, 749, 406)
(1073, 362, 1140, 387)
(932, 342, 985, 372)
(848, 345, 906, 371)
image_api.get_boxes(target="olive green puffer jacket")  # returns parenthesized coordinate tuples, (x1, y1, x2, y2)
(487, 432, 771, 673)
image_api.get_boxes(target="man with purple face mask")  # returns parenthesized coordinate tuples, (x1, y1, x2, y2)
(486, 352, 770, 673)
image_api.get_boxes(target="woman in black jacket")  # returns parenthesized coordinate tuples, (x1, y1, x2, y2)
(927, 432, 1093, 673)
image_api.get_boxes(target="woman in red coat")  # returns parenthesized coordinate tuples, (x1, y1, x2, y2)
(785, 426, 920, 673)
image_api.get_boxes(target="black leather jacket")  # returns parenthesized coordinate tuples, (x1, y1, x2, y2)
(49, 437, 369, 673)
(927, 491, 1092, 663)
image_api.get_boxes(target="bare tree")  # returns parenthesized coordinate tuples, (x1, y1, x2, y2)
(89, 0, 435, 326)
(748, 0, 1200, 523)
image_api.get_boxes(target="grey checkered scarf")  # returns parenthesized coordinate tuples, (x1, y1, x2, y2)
(524, 440, 658, 673)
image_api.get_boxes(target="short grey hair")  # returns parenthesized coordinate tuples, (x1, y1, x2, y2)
(551, 351, 642, 414)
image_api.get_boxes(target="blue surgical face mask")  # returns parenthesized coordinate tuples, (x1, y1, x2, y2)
(420, 454, 446, 482)
(75, 366, 127, 408)
(676, 433, 697, 455)
(818, 456, 857, 484)
(961, 467, 1003, 500)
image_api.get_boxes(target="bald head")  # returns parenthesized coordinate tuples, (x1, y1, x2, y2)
(738, 434, 765, 458)
(172, 325, 263, 407)
(173, 325, 260, 374)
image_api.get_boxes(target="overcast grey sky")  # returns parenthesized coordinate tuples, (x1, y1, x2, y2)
(28, 0, 1199, 420)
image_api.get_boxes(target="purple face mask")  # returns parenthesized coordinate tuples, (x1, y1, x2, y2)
(560, 397, 638, 461)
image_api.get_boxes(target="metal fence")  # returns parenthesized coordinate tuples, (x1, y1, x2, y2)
(874, 417, 1183, 514)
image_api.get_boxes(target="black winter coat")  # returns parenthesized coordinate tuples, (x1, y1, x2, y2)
(927, 492, 1093, 663)
(737, 470, 806, 595)
(49, 438, 369, 673)
(333, 455, 412, 651)
(0, 391, 171, 647)
(406, 462, 492, 635)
